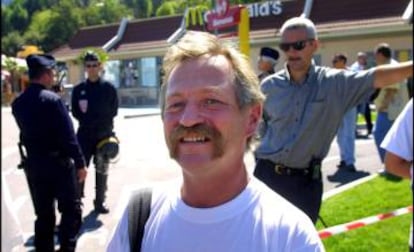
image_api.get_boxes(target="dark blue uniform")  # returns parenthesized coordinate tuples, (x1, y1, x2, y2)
(71, 77, 118, 211)
(12, 83, 86, 251)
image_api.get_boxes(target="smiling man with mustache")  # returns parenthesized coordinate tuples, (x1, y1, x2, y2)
(107, 31, 324, 252)
(254, 16, 413, 224)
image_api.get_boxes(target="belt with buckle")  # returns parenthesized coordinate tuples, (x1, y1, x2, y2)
(260, 159, 311, 176)
(274, 164, 310, 176)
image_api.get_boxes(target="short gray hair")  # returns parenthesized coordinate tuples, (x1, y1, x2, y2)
(279, 17, 317, 40)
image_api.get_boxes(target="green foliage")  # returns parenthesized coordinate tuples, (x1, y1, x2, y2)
(3, 57, 27, 73)
(136, 0, 154, 18)
(6, 0, 29, 31)
(42, 0, 83, 52)
(231, 0, 263, 4)
(1, 31, 25, 56)
(155, 1, 180, 17)
(1, 5, 11, 36)
(317, 175, 412, 251)
(74, 48, 109, 65)
(357, 111, 377, 125)
(23, 9, 52, 46)
(1, 0, 267, 55)
(95, 0, 132, 25)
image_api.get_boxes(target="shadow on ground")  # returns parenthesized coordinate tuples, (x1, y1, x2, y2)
(327, 168, 370, 187)
(23, 210, 103, 250)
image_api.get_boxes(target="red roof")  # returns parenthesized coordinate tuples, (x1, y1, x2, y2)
(52, 0, 411, 60)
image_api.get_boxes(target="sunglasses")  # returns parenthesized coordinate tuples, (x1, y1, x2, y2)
(279, 39, 314, 52)
(85, 63, 99, 68)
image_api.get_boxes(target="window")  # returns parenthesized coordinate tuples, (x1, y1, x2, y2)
(103, 60, 121, 88)
(140, 57, 157, 87)
(109, 56, 163, 106)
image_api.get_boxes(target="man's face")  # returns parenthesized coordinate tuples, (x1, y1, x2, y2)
(162, 55, 259, 176)
(258, 58, 272, 72)
(280, 28, 317, 72)
(44, 68, 57, 89)
(84, 60, 101, 77)
(358, 55, 367, 66)
(374, 53, 387, 65)
(332, 58, 346, 69)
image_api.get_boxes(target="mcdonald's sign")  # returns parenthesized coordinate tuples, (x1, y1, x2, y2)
(206, 6, 242, 31)
(185, 1, 283, 28)
(185, 6, 208, 27)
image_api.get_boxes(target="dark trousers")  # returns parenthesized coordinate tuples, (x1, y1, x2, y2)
(357, 102, 373, 134)
(253, 159, 323, 223)
(26, 157, 82, 252)
(77, 129, 110, 203)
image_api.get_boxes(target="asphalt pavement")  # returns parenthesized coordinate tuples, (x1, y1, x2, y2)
(1, 106, 385, 251)
(118, 106, 384, 193)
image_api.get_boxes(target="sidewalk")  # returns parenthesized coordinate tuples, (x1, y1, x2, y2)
(2, 105, 381, 198)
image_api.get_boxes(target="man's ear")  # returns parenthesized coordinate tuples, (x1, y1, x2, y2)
(246, 103, 262, 137)
(312, 39, 320, 52)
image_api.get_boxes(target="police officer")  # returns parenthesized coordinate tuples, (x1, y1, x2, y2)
(71, 51, 118, 214)
(257, 47, 279, 81)
(12, 54, 87, 252)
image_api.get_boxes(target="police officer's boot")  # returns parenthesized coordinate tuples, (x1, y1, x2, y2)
(94, 172, 109, 214)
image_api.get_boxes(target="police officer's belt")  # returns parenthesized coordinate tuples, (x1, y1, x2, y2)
(261, 159, 311, 176)
(27, 150, 61, 158)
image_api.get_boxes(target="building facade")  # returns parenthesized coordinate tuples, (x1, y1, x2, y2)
(52, 0, 413, 107)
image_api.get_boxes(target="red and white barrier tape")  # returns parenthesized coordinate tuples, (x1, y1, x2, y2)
(319, 205, 413, 239)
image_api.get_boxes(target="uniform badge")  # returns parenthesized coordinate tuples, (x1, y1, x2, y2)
(79, 99, 88, 113)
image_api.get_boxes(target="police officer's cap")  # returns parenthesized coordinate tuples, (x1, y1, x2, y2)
(26, 54, 56, 70)
(83, 51, 100, 62)
(260, 47, 279, 62)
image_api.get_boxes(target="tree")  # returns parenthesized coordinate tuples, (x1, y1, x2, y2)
(155, 0, 212, 17)
(122, 0, 153, 18)
(1, 5, 11, 36)
(82, 0, 131, 26)
(1, 31, 25, 57)
(42, 0, 83, 52)
(23, 9, 52, 47)
(6, 0, 29, 32)
(135, 0, 153, 18)
(2, 55, 28, 95)
(156, 1, 180, 17)
(98, 0, 132, 24)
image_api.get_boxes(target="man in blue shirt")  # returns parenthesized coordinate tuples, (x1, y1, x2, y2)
(254, 16, 413, 223)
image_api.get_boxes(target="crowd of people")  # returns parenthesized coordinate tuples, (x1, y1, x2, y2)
(6, 15, 412, 252)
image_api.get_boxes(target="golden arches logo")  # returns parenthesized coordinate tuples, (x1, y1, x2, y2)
(185, 7, 208, 27)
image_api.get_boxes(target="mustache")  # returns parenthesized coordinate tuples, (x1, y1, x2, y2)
(170, 124, 220, 143)
(288, 56, 301, 61)
(168, 123, 224, 159)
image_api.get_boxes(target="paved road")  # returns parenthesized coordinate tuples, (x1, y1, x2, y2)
(1, 106, 383, 251)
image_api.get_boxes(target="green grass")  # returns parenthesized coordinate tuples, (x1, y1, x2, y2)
(357, 110, 377, 125)
(316, 175, 412, 252)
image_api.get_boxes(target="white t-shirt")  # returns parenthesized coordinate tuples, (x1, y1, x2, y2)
(381, 98, 413, 249)
(106, 178, 324, 252)
(381, 98, 413, 179)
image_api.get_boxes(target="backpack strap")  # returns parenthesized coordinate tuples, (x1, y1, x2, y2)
(128, 187, 152, 252)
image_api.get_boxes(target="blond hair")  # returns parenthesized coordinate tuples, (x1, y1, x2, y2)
(161, 31, 264, 111)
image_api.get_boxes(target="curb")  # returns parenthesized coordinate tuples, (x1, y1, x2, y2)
(123, 112, 160, 119)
